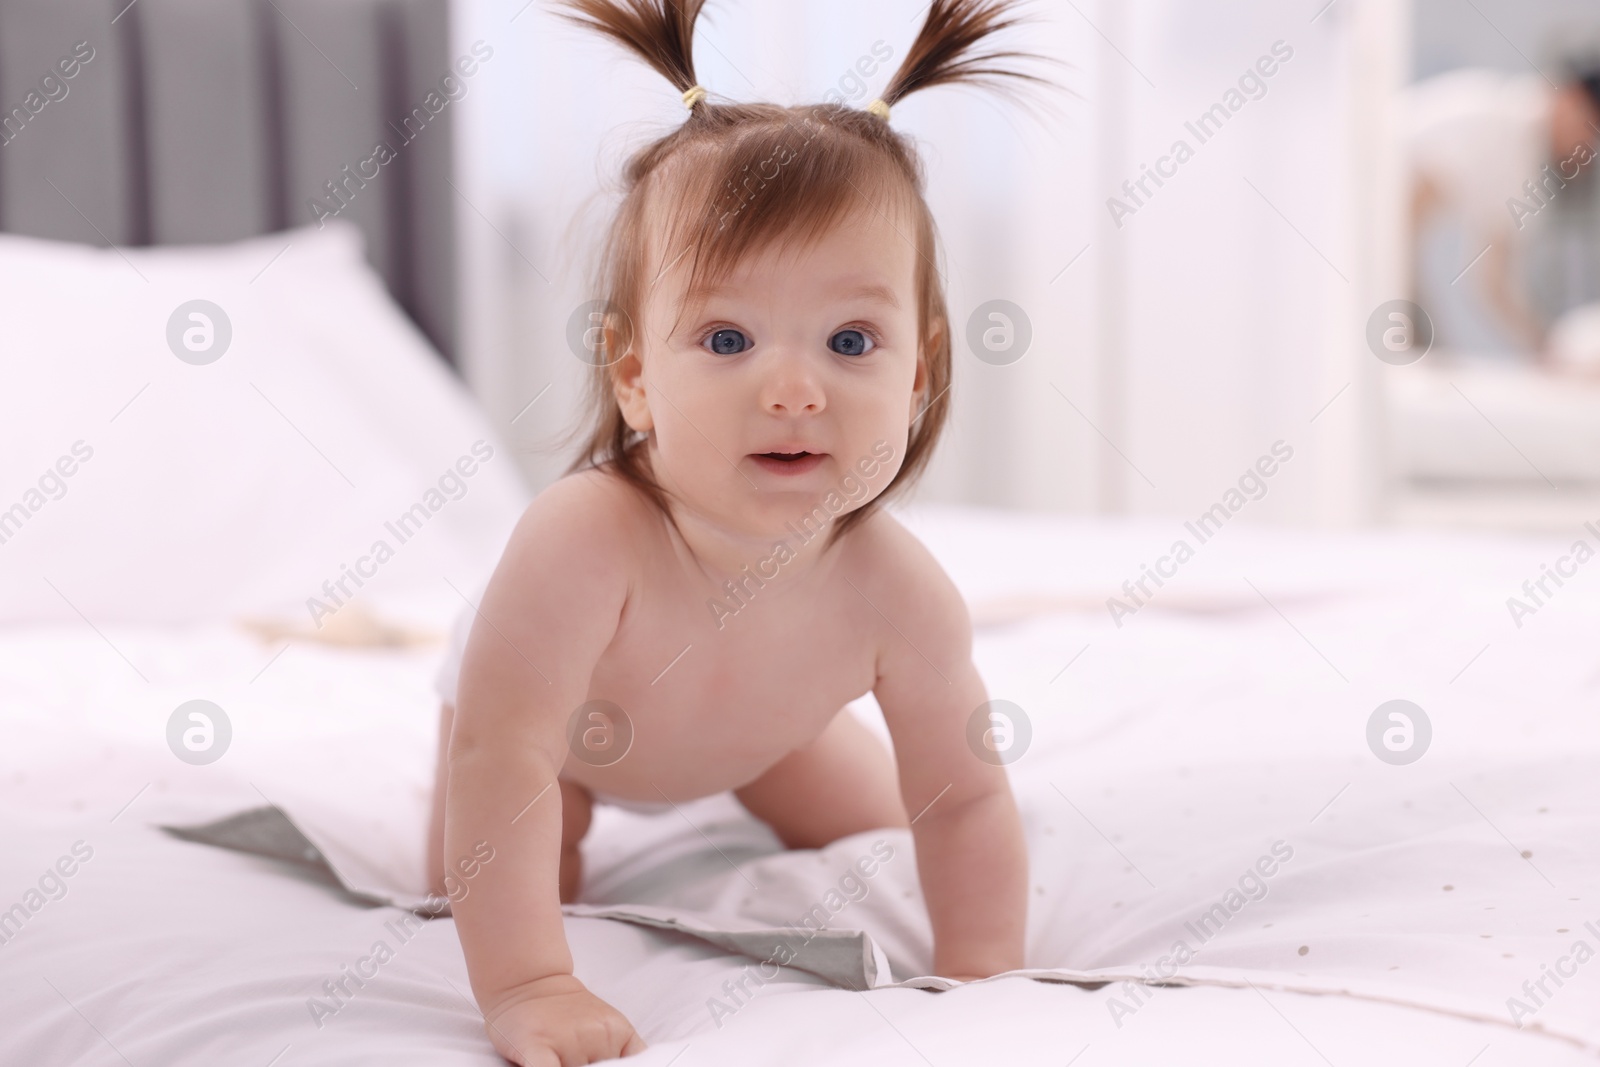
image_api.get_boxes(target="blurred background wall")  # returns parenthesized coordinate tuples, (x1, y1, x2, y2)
(1413, 0, 1595, 78)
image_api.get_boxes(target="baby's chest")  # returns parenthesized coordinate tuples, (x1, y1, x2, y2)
(588, 582, 879, 754)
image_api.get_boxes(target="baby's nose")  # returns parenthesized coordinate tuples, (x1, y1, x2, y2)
(759, 352, 826, 413)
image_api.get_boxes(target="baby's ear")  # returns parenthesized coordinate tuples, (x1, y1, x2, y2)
(611, 348, 654, 432)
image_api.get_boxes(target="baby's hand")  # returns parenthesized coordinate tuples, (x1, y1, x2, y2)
(482, 974, 646, 1066)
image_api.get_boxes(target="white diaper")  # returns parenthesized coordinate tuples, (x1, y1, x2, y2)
(432, 589, 481, 708)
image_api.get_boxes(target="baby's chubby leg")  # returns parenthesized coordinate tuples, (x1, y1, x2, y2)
(734, 706, 909, 849)
(426, 702, 593, 903)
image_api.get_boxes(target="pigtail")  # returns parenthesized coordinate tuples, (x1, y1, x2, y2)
(878, 0, 1056, 111)
(552, 0, 707, 97)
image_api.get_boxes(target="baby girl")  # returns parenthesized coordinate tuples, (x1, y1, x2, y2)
(428, 0, 1050, 1062)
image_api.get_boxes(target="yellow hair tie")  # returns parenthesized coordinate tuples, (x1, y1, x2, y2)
(682, 84, 708, 110)
(865, 98, 891, 121)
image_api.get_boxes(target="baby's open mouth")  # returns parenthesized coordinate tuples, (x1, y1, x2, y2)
(750, 450, 826, 475)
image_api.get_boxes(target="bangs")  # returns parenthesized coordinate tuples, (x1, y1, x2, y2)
(641, 107, 919, 334)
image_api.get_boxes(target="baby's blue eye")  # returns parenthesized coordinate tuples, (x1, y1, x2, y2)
(830, 329, 874, 356)
(705, 328, 749, 355)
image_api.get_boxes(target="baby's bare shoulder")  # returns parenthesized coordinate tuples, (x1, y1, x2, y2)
(494, 467, 652, 594)
(449, 469, 653, 714)
(842, 510, 972, 640)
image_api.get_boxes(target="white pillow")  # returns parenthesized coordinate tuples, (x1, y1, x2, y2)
(0, 222, 529, 627)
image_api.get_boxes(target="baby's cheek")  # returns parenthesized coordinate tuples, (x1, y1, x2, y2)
(657, 417, 739, 493)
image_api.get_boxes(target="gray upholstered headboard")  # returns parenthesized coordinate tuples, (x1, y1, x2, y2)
(0, 0, 457, 365)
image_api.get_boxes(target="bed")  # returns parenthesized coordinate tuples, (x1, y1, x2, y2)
(4, 2, 1600, 1065)
(3, 219, 1599, 1065)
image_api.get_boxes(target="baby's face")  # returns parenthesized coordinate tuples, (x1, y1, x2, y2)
(616, 203, 927, 540)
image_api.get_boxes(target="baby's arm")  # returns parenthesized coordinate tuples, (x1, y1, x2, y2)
(865, 520, 1028, 979)
(445, 475, 645, 1064)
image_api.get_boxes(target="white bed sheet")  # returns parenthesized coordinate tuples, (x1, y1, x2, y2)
(3, 505, 1600, 1064)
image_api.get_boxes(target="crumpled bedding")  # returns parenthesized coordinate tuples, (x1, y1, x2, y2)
(5, 506, 1600, 1063)
(160, 745, 1600, 1055)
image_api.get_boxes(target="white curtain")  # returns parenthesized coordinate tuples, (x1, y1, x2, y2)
(449, 0, 1403, 525)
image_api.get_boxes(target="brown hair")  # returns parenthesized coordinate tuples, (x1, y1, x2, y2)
(556, 0, 1056, 543)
